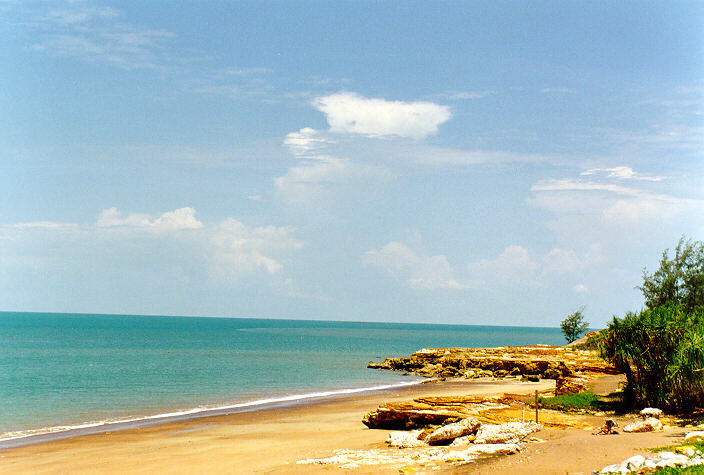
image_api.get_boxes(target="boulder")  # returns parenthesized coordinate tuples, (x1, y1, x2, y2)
(386, 430, 425, 448)
(623, 417, 663, 433)
(640, 407, 663, 419)
(474, 421, 542, 444)
(685, 431, 704, 443)
(361, 395, 508, 430)
(449, 435, 476, 446)
(424, 417, 481, 446)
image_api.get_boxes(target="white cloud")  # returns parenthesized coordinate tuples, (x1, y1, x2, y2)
(467, 245, 538, 285)
(97, 207, 203, 231)
(19, 2, 176, 70)
(210, 218, 303, 276)
(363, 242, 467, 290)
(430, 90, 493, 100)
(312, 92, 451, 139)
(283, 127, 332, 158)
(529, 176, 703, 224)
(573, 284, 589, 294)
(466, 245, 597, 288)
(580, 166, 667, 182)
(247, 195, 262, 201)
(540, 87, 572, 94)
(11, 221, 78, 230)
(364, 241, 595, 291)
(2, 208, 304, 286)
(274, 157, 385, 205)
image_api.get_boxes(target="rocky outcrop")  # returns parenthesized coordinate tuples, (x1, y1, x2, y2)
(424, 417, 481, 445)
(368, 346, 617, 381)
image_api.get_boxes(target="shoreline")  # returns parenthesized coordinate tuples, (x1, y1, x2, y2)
(0, 379, 556, 474)
(0, 379, 425, 449)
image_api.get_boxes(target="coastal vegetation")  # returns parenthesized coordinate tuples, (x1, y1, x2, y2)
(560, 307, 589, 343)
(600, 237, 704, 412)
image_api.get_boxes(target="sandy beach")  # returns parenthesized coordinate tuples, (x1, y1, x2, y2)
(0, 376, 687, 474)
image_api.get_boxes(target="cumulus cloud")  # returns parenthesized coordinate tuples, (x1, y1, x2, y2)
(210, 218, 303, 275)
(363, 242, 467, 290)
(97, 207, 203, 230)
(312, 92, 451, 139)
(364, 241, 596, 291)
(2, 208, 304, 287)
(466, 245, 598, 288)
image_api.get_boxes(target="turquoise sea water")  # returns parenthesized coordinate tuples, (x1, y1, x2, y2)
(0, 312, 564, 440)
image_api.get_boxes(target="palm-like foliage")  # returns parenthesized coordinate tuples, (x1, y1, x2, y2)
(601, 304, 704, 411)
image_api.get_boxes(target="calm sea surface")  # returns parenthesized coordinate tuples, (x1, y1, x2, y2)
(0, 312, 564, 439)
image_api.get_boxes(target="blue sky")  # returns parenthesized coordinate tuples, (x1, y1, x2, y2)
(1, 0, 702, 326)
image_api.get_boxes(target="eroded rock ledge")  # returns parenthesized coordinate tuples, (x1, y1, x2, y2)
(368, 345, 617, 381)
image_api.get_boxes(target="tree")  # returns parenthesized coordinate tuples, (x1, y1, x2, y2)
(560, 307, 589, 343)
(639, 237, 704, 313)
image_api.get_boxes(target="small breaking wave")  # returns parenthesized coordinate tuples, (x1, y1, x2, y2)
(0, 379, 423, 445)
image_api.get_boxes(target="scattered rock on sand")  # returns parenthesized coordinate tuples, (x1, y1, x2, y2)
(623, 417, 663, 433)
(425, 417, 481, 445)
(474, 421, 542, 444)
(386, 430, 425, 448)
(598, 450, 704, 474)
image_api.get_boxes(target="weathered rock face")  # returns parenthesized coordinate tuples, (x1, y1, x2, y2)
(368, 346, 617, 381)
(362, 396, 509, 430)
(473, 421, 543, 444)
(424, 417, 481, 446)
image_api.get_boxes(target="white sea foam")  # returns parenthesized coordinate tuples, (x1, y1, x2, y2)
(0, 379, 424, 443)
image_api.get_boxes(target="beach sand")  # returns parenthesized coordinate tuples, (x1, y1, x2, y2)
(0, 377, 686, 474)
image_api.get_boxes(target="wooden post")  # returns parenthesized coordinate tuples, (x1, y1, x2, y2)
(535, 390, 539, 423)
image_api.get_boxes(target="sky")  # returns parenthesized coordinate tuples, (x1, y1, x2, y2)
(1, 1, 703, 327)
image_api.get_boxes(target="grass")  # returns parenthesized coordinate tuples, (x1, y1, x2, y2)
(651, 467, 704, 474)
(538, 391, 603, 411)
(652, 441, 704, 454)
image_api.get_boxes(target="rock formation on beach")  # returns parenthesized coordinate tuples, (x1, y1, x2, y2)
(368, 345, 617, 382)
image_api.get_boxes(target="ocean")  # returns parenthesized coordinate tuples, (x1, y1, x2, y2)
(0, 312, 564, 444)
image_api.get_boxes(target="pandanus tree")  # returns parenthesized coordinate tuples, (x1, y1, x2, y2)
(601, 237, 704, 412)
